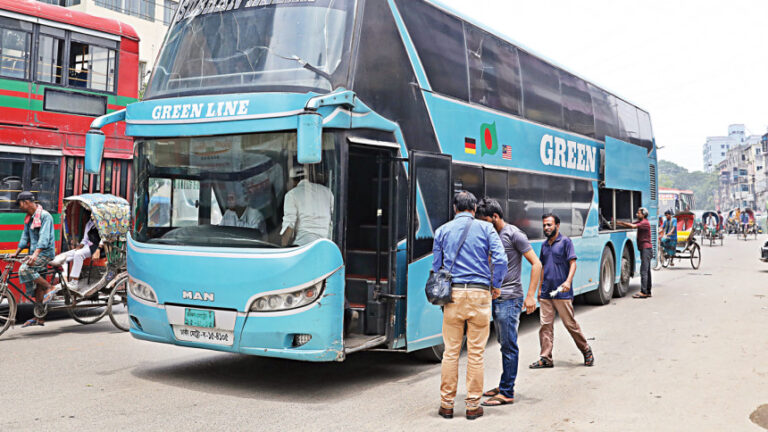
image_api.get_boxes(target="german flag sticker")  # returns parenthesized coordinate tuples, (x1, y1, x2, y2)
(465, 138, 476, 154)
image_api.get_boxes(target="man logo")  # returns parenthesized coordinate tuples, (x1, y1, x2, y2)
(183, 291, 215, 302)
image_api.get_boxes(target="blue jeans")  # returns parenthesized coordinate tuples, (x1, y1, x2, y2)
(492, 297, 523, 398)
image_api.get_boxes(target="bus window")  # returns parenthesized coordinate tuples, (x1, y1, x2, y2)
(637, 109, 654, 152)
(571, 180, 593, 237)
(30, 158, 60, 212)
(465, 24, 522, 116)
(0, 154, 25, 211)
(484, 168, 508, 218)
(519, 51, 564, 130)
(68, 34, 117, 92)
(37, 34, 65, 84)
(0, 27, 31, 79)
(508, 172, 544, 240)
(452, 163, 483, 199)
(616, 98, 640, 145)
(590, 84, 619, 141)
(397, 0, 469, 101)
(544, 177, 573, 237)
(148, 178, 171, 228)
(560, 72, 595, 138)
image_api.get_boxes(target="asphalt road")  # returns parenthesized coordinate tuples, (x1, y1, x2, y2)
(1, 235, 767, 431)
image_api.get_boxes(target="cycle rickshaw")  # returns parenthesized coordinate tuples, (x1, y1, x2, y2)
(0, 194, 130, 337)
(740, 208, 758, 241)
(660, 210, 701, 269)
(701, 210, 724, 246)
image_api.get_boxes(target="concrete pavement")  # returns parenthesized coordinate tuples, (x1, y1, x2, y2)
(1, 235, 767, 431)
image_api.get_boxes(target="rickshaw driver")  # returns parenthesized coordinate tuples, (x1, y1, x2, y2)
(53, 211, 102, 292)
(11, 192, 57, 327)
(661, 210, 678, 265)
(740, 211, 750, 234)
(707, 214, 718, 236)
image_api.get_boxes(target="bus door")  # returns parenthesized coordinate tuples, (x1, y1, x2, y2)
(405, 151, 452, 352)
(343, 141, 402, 352)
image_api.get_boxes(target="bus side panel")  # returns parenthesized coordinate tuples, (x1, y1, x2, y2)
(405, 255, 442, 352)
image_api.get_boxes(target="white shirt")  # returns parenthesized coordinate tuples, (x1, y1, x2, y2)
(221, 207, 266, 234)
(281, 179, 334, 246)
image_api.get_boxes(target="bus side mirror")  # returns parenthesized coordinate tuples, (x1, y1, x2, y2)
(85, 130, 105, 174)
(297, 112, 323, 164)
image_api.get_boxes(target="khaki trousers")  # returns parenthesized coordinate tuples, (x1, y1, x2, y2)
(538, 298, 589, 362)
(440, 288, 491, 410)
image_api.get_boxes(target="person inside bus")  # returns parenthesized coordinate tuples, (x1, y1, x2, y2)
(52, 211, 103, 292)
(220, 191, 266, 235)
(661, 210, 678, 264)
(280, 166, 334, 247)
(12, 192, 57, 327)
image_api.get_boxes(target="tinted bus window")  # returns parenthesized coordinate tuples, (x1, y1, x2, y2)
(589, 84, 619, 141)
(616, 98, 640, 145)
(397, 0, 468, 101)
(560, 72, 595, 138)
(508, 171, 544, 240)
(572, 179, 593, 236)
(484, 168, 508, 217)
(544, 176, 573, 236)
(354, 0, 440, 154)
(519, 51, 563, 129)
(0, 28, 31, 79)
(452, 163, 483, 199)
(465, 24, 522, 116)
(637, 109, 654, 152)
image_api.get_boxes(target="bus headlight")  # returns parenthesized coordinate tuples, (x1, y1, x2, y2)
(128, 277, 157, 303)
(250, 280, 324, 312)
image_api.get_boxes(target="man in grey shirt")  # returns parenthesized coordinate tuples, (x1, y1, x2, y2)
(476, 198, 542, 406)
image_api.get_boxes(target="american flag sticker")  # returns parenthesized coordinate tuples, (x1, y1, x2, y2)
(465, 138, 476, 154)
(502, 145, 512, 160)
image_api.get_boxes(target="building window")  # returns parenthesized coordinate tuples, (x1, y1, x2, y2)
(95, 0, 155, 21)
(163, 0, 178, 25)
(0, 27, 31, 79)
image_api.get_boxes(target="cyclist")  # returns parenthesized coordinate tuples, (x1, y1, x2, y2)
(661, 210, 678, 265)
(11, 192, 57, 327)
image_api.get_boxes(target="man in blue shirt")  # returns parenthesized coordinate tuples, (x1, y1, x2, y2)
(661, 210, 678, 261)
(530, 213, 593, 369)
(432, 191, 507, 420)
(12, 192, 57, 327)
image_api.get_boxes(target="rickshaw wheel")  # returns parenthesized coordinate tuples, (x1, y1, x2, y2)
(108, 274, 130, 332)
(690, 244, 701, 269)
(69, 296, 108, 325)
(0, 290, 16, 337)
(33, 302, 48, 319)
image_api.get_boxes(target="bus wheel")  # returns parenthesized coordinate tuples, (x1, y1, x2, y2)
(585, 248, 614, 305)
(414, 343, 444, 363)
(614, 248, 631, 298)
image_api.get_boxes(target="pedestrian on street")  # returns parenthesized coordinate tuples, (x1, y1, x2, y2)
(617, 207, 653, 299)
(432, 191, 507, 420)
(12, 191, 57, 327)
(530, 213, 594, 369)
(474, 198, 542, 407)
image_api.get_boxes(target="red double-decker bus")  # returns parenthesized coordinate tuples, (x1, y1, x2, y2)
(0, 0, 138, 301)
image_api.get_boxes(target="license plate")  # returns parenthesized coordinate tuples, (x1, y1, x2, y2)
(184, 308, 215, 328)
(173, 325, 234, 346)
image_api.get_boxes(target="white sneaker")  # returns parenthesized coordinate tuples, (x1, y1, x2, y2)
(55, 280, 78, 291)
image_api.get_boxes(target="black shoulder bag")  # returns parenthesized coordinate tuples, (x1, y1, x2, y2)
(425, 219, 473, 306)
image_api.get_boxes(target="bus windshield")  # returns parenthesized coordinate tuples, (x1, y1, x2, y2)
(133, 132, 341, 248)
(145, 0, 356, 99)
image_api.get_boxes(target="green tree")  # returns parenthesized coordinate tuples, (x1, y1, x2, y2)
(658, 160, 718, 209)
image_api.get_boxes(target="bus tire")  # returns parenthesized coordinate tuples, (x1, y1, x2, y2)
(414, 343, 444, 363)
(585, 248, 614, 305)
(614, 247, 631, 298)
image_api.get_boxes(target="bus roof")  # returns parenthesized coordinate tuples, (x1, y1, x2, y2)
(0, 0, 139, 41)
(426, 0, 649, 114)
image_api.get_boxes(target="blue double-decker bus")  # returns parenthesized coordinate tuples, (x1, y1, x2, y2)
(84, 0, 658, 362)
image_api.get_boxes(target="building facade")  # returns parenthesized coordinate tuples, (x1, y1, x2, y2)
(716, 135, 766, 211)
(703, 124, 745, 173)
(37, 0, 177, 92)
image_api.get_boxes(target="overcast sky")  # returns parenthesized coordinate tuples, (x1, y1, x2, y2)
(439, 0, 768, 172)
